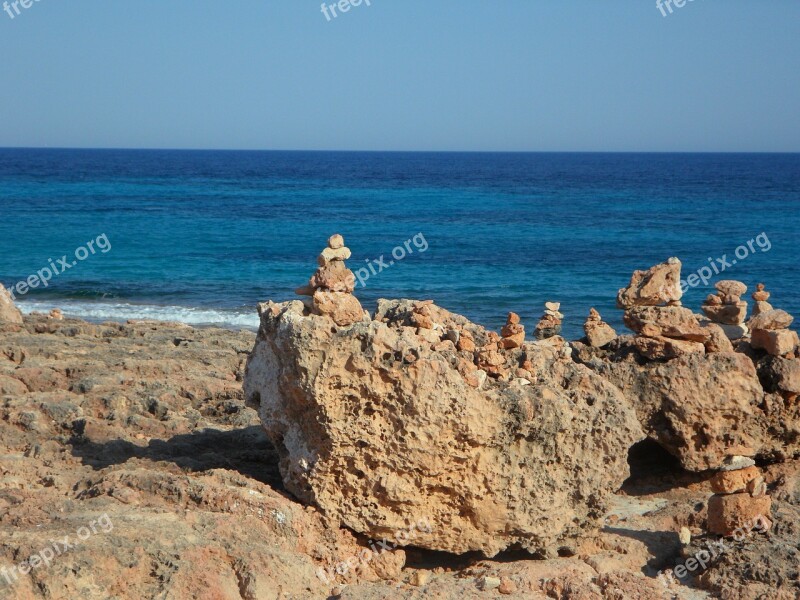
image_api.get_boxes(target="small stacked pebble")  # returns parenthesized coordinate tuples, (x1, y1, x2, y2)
(750, 283, 774, 317)
(295, 234, 364, 326)
(583, 308, 617, 348)
(534, 302, 563, 340)
(707, 456, 772, 537)
(701, 280, 749, 340)
(500, 312, 525, 349)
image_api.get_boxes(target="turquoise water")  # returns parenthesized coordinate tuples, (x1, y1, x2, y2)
(0, 149, 798, 339)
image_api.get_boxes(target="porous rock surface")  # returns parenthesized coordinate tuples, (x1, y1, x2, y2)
(0, 315, 403, 599)
(2, 309, 800, 598)
(0, 283, 23, 325)
(573, 340, 800, 471)
(244, 298, 644, 557)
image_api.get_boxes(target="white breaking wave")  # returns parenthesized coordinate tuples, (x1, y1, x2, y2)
(16, 299, 260, 330)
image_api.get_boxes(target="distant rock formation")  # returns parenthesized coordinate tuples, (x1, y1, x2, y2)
(702, 280, 749, 340)
(583, 308, 616, 348)
(0, 283, 23, 325)
(576, 258, 800, 472)
(533, 301, 562, 340)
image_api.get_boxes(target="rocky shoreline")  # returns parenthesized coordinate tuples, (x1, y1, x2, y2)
(1, 244, 799, 599)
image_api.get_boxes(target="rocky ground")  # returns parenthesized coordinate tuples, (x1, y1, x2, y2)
(0, 313, 797, 599)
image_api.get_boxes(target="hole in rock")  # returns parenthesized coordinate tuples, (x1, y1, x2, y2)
(622, 439, 699, 495)
(402, 547, 486, 571)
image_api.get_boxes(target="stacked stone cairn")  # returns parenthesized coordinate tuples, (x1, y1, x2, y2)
(411, 300, 445, 345)
(701, 280, 749, 340)
(534, 302, 563, 340)
(500, 312, 525, 349)
(617, 258, 729, 360)
(707, 456, 772, 537)
(476, 331, 507, 379)
(583, 308, 617, 348)
(295, 234, 364, 327)
(751, 283, 773, 317)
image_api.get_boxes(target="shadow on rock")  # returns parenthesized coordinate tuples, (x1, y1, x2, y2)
(69, 425, 284, 490)
(604, 526, 681, 574)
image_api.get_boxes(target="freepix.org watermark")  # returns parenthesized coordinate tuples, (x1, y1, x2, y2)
(678, 232, 771, 294)
(1, 514, 114, 588)
(657, 513, 770, 592)
(6, 234, 111, 301)
(3, 0, 43, 20)
(353, 233, 428, 290)
(321, 0, 371, 22)
(657, 0, 698, 17)
(313, 232, 428, 306)
(316, 518, 432, 585)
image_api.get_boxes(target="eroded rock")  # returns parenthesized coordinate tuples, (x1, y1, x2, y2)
(244, 299, 643, 556)
(616, 257, 682, 309)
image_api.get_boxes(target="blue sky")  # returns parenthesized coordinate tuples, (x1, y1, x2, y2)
(0, 1, 798, 151)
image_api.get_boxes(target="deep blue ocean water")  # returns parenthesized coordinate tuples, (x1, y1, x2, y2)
(1, 149, 798, 340)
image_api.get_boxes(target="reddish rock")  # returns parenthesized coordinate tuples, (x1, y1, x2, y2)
(702, 322, 735, 353)
(309, 261, 356, 293)
(752, 300, 774, 317)
(749, 309, 794, 331)
(715, 280, 747, 299)
(456, 329, 476, 353)
(616, 257, 682, 308)
(751, 328, 799, 356)
(707, 493, 772, 536)
(751, 283, 770, 302)
(313, 290, 364, 327)
(500, 313, 525, 348)
(710, 466, 760, 494)
(632, 335, 706, 360)
(498, 576, 517, 595)
(584, 308, 617, 348)
(623, 306, 709, 342)
(702, 301, 748, 325)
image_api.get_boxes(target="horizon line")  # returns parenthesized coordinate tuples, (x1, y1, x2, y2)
(1, 146, 800, 155)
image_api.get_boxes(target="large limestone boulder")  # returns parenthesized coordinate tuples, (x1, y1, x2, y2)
(244, 299, 643, 557)
(0, 283, 23, 325)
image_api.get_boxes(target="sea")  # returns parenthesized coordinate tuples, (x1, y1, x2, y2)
(1, 149, 798, 340)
